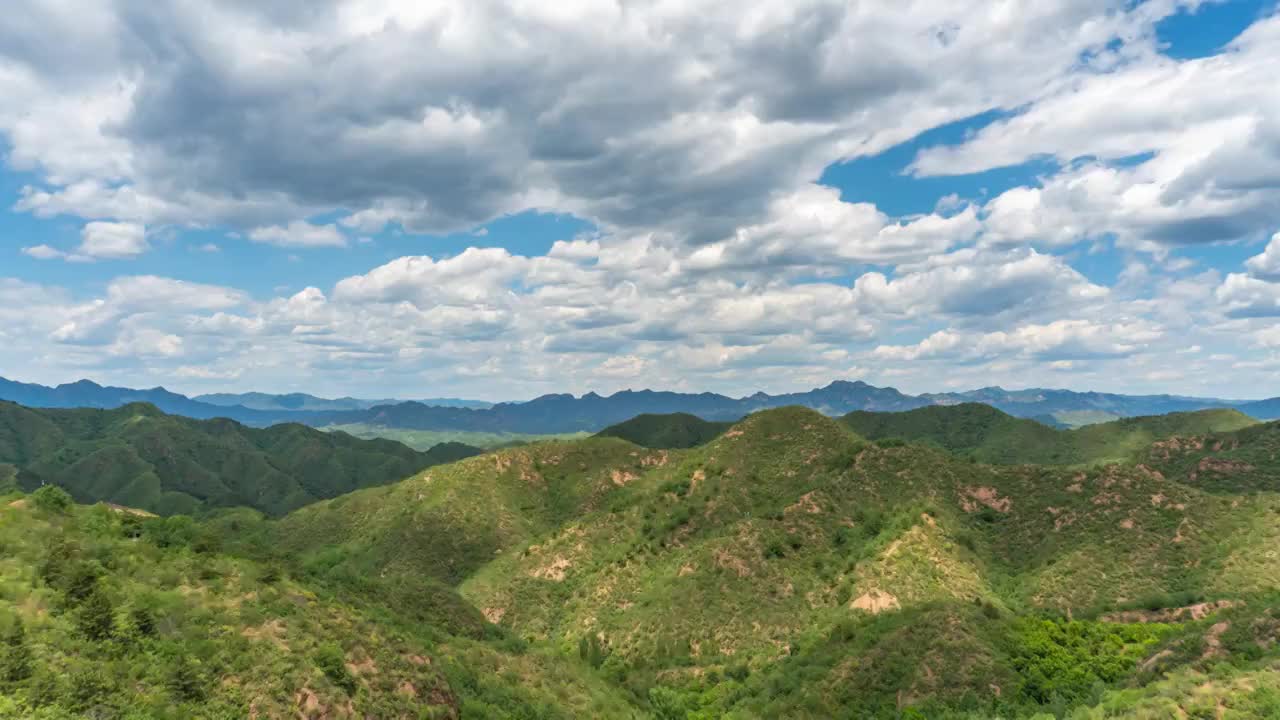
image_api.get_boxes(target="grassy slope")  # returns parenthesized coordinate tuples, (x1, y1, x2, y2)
(269, 438, 673, 587)
(594, 413, 734, 449)
(260, 406, 1280, 718)
(0, 401, 481, 517)
(1142, 420, 1280, 493)
(842, 403, 1257, 466)
(0, 496, 642, 719)
(324, 423, 590, 451)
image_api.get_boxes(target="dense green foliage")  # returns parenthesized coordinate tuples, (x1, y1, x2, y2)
(842, 403, 1256, 466)
(594, 413, 734, 449)
(0, 401, 481, 516)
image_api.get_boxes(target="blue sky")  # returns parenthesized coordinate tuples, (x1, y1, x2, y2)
(2, 0, 1280, 401)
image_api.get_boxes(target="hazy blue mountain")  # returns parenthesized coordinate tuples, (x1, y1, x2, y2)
(3, 376, 1277, 435)
(921, 386, 1253, 424)
(195, 391, 491, 412)
(1237, 396, 1280, 420)
(0, 376, 268, 421)
(305, 381, 934, 433)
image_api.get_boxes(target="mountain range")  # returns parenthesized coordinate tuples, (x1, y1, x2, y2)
(194, 391, 491, 412)
(2, 398, 1279, 717)
(3, 376, 1279, 436)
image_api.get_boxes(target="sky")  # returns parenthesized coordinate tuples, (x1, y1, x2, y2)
(3, 0, 1280, 402)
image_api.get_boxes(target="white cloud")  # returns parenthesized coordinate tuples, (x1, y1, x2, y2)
(1245, 232, 1280, 281)
(1215, 272, 1280, 317)
(918, 13, 1280, 250)
(1255, 326, 1280, 348)
(0, 0, 1189, 244)
(873, 319, 1162, 363)
(248, 221, 347, 248)
(683, 184, 980, 274)
(19, 222, 148, 262)
(851, 249, 1107, 320)
(22, 244, 66, 260)
(78, 221, 148, 259)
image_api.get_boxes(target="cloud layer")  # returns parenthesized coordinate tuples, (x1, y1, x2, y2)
(2, 1, 1279, 398)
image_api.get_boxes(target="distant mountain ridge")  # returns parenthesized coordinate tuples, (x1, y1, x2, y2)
(2, 375, 1277, 434)
(923, 386, 1254, 421)
(195, 391, 491, 412)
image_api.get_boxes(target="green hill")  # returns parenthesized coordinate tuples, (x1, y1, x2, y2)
(842, 403, 1257, 466)
(0, 488, 641, 718)
(594, 413, 734, 449)
(0, 401, 481, 517)
(232, 406, 1280, 719)
(1142, 419, 1280, 493)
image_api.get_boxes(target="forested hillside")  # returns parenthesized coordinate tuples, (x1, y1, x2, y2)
(0, 401, 480, 517)
(217, 407, 1280, 718)
(4, 405, 1280, 718)
(842, 404, 1257, 465)
(594, 413, 734, 449)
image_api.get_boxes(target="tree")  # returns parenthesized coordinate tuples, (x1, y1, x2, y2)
(129, 605, 157, 638)
(77, 587, 115, 642)
(1, 617, 32, 683)
(578, 633, 609, 669)
(166, 655, 206, 702)
(31, 485, 73, 513)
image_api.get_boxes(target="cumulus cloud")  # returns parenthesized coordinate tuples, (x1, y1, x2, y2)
(851, 249, 1107, 321)
(0, 0, 1188, 244)
(22, 221, 148, 261)
(78, 221, 148, 258)
(873, 319, 1162, 363)
(248, 221, 347, 248)
(1216, 273, 1280, 318)
(21, 244, 66, 260)
(1245, 232, 1280, 281)
(682, 184, 981, 274)
(918, 12, 1280, 250)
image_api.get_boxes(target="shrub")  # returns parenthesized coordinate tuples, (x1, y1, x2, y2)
(143, 516, 199, 549)
(166, 655, 207, 702)
(257, 564, 283, 585)
(578, 633, 610, 669)
(1, 617, 32, 683)
(76, 587, 116, 641)
(315, 643, 356, 695)
(649, 686, 689, 720)
(31, 485, 73, 513)
(661, 479, 691, 497)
